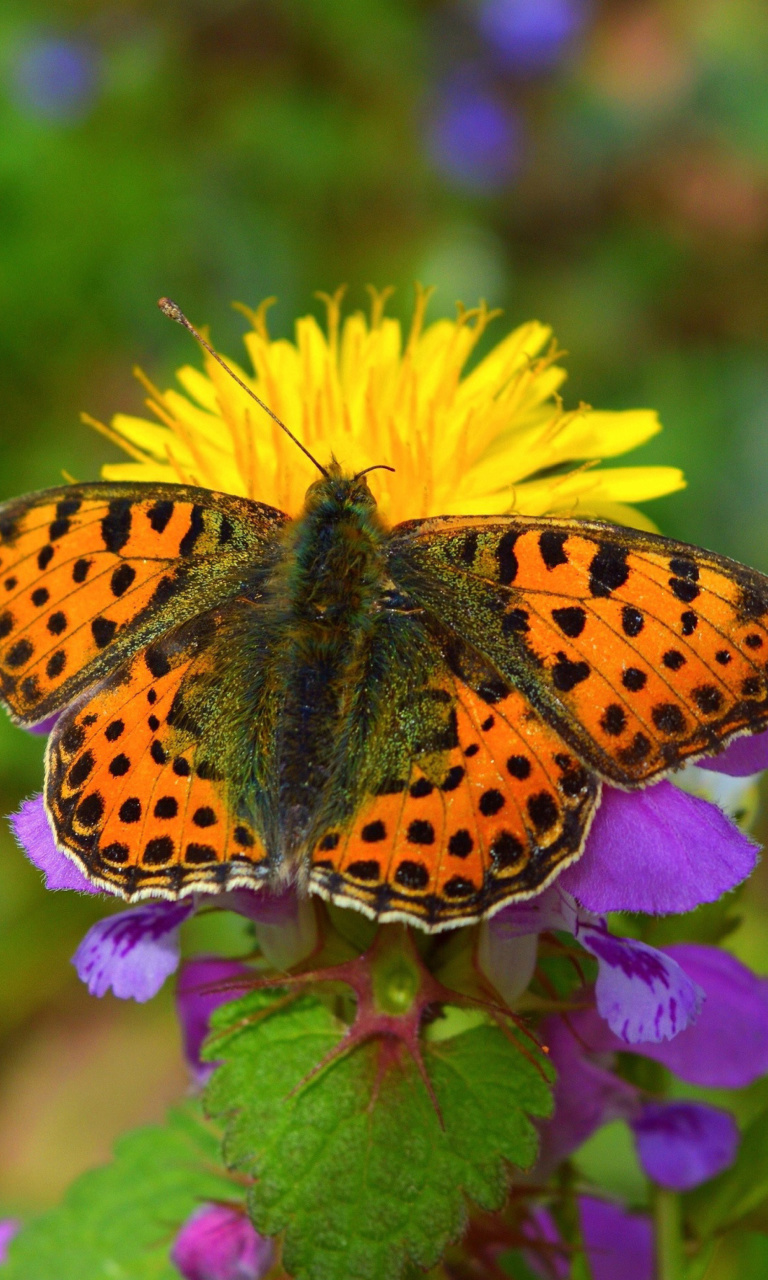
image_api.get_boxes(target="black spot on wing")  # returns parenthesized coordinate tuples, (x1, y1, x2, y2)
(461, 531, 478, 565)
(102, 500, 132, 554)
(502, 608, 530, 636)
(148, 500, 174, 534)
(551, 653, 591, 692)
(740, 586, 768, 619)
(395, 860, 429, 889)
(91, 617, 117, 649)
(539, 530, 568, 570)
(110, 564, 136, 597)
(589, 544, 629, 598)
(551, 606, 586, 638)
(348, 859, 380, 881)
(495, 531, 519, 585)
(179, 505, 205, 556)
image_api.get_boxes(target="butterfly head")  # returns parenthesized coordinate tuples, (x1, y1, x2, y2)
(303, 459, 381, 520)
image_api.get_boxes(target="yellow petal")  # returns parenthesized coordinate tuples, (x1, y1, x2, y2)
(510, 465, 686, 516)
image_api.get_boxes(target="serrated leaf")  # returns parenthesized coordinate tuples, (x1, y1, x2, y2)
(4, 1105, 233, 1280)
(205, 989, 553, 1280)
(685, 1105, 768, 1237)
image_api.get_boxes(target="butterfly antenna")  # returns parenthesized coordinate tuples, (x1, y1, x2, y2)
(157, 297, 329, 478)
(354, 464, 396, 480)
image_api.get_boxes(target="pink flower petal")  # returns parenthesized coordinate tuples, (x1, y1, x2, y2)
(576, 921, 703, 1044)
(10, 794, 101, 894)
(171, 1203, 274, 1280)
(73, 900, 194, 1001)
(0, 1218, 21, 1263)
(176, 957, 253, 1085)
(631, 1101, 739, 1190)
(636, 944, 768, 1088)
(699, 728, 768, 777)
(560, 782, 757, 914)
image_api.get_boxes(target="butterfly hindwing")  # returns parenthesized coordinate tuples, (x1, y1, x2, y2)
(0, 482, 286, 726)
(46, 601, 268, 899)
(388, 514, 768, 785)
(309, 624, 600, 929)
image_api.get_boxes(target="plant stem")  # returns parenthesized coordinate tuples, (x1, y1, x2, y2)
(654, 1188, 685, 1280)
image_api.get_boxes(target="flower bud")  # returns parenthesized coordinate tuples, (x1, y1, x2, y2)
(171, 1203, 274, 1280)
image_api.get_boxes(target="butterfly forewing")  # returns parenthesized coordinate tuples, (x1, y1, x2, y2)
(0, 483, 286, 726)
(388, 515, 768, 785)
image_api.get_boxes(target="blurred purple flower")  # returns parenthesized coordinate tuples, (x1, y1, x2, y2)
(177, 957, 253, 1085)
(537, 940, 768, 1188)
(524, 1198, 653, 1280)
(478, 0, 589, 76)
(12, 37, 99, 122)
(631, 1101, 739, 1191)
(539, 1015, 742, 1189)
(426, 77, 523, 192)
(578, 1198, 654, 1280)
(171, 1203, 274, 1280)
(0, 1220, 21, 1264)
(559, 780, 757, 914)
(535, 1014, 636, 1174)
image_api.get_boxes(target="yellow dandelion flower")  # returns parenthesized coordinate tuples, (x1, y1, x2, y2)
(92, 287, 684, 528)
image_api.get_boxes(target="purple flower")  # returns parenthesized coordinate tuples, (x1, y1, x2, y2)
(579, 1198, 654, 1280)
(73, 900, 196, 1002)
(614, 945, 768, 1089)
(426, 77, 523, 193)
(11, 795, 312, 1001)
(177, 958, 253, 1085)
(524, 1198, 653, 1280)
(538, 952, 757, 1190)
(560, 780, 757, 914)
(699, 727, 768, 776)
(536, 1015, 637, 1174)
(11, 795, 100, 893)
(578, 919, 703, 1044)
(171, 1203, 274, 1280)
(478, 0, 589, 76)
(12, 37, 99, 122)
(0, 1219, 20, 1264)
(631, 1101, 739, 1191)
(487, 885, 703, 1044)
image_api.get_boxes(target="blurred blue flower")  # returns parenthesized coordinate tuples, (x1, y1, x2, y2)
(12, 37, 99, 121)
(477, 0, 589, 76)
(426, 79, 523, 193)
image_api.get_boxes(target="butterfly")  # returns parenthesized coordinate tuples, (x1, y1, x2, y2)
(2, 307, 768, 932)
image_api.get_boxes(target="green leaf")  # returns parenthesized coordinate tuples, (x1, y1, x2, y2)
(206, 989, 554, 1280)
(4, 1105, 234, 1280)
(686, 1105, 768, 1237)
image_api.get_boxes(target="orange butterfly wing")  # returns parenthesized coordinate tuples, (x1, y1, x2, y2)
(309, 512, 768, 928)
(0, 482, 285, 897)
(46, 603, 267, 898)
(388, 514, 768, 784)
(310, 674, 599, 929)
(0, 483, 285, 726)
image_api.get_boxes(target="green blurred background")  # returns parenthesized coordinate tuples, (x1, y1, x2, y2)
(2, 0, 768, 1249)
